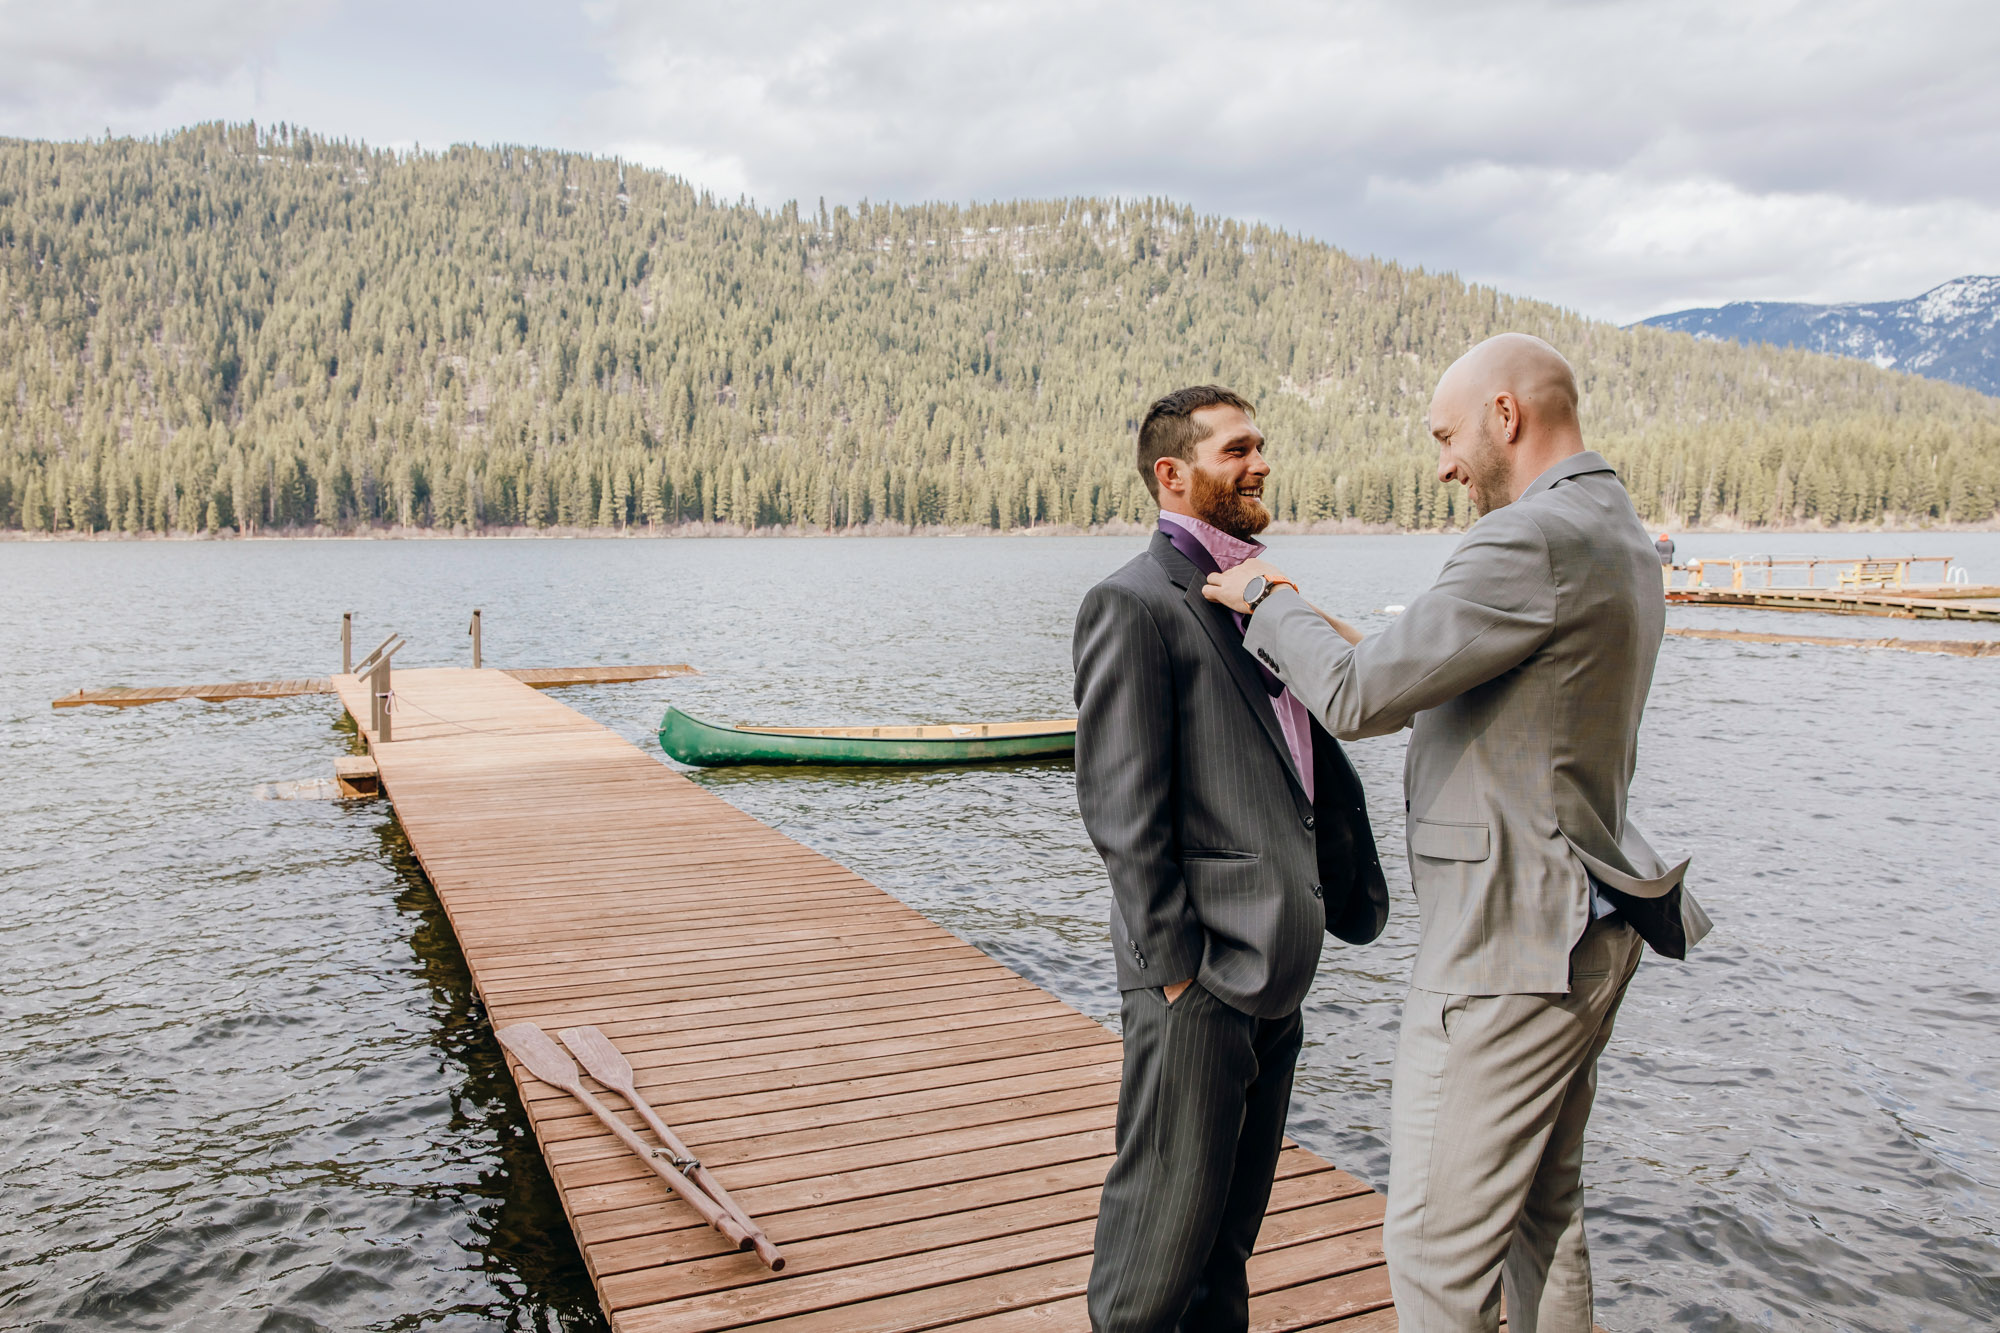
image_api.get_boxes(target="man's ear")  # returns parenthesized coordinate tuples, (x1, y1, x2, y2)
(1154, 455, 1187, 496)
(1492, 391, 1522, 445)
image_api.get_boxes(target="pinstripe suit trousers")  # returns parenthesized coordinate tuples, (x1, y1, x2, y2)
(1088, 981, 1304, 1333)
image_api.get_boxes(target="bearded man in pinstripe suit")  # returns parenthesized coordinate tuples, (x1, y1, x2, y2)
(1074, 386, 1390, 1333)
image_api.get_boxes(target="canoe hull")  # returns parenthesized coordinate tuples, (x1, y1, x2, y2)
(658, 707, 1076, 767)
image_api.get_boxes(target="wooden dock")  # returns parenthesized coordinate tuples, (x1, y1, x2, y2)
(51, 664, 696, 709)
(1667, 627, 2000, 657)
(1667, 586, 2000, 621)
(332, 666, 1396, 1332)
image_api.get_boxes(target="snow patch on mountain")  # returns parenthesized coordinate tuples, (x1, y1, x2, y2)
(1637, 276, 2000, 397)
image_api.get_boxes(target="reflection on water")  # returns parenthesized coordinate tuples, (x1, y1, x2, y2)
(384, 820, 606, 1333)
(2, 694, 603, 1332)
(3, 531, 1997, 1332)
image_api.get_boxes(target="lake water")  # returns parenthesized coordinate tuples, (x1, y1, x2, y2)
(4, 531, 1996, 1332)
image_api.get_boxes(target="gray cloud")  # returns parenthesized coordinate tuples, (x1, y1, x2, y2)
(0, 0, 312, 114)
(0, 0, 1993, 322)
(583, 0, 2000, 320)
(0, 1, 609, 159)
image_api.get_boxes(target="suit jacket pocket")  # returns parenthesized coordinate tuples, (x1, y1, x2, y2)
(1179, 855, 1263, 917)
(1181, 849, 1260, 862)
(1409, 819, 1490, 862)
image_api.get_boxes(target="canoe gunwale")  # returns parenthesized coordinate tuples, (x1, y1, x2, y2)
(658, 706, 1078, 768)
(735, 719, 1076, 742)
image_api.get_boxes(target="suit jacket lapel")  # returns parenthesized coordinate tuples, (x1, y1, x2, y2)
(1149, 533, 1306, 798)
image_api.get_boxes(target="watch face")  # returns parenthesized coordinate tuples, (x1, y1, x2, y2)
(1243, 575, 1268, 604)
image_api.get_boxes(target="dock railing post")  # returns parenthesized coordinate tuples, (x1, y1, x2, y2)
(360, 635, 403, 742)
(470, 610, 482, 669)
(343, 612, 353, 674)
(372, 654, 394, 743)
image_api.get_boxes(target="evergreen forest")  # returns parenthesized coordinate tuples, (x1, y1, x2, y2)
(4, 122, 1998, 537)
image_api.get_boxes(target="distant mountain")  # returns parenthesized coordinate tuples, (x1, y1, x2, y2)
(1639, 276, 2000, 397)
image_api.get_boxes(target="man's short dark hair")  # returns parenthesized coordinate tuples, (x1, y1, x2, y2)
(1137, 386, 1256, 501)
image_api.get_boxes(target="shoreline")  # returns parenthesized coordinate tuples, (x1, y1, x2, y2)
(6, 516, 1999, 543)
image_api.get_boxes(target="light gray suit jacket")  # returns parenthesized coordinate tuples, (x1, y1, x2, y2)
(1243, 452, 1710, 996)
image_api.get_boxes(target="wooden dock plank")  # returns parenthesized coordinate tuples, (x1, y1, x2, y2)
(52, 663, 696, 708)
(52, 676, 336, 707)
(330, 667, 1397, 1330)
(507, 664, 701, 686)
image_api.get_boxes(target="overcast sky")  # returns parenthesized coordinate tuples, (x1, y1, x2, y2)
(2, 0, 1994, 323)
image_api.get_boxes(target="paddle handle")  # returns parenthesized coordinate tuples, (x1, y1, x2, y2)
(569, 1083, 752, 1250)
(626, 1097, 783, 1271)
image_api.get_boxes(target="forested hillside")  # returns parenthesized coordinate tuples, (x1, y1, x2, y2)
(4, 122, 1997, 536)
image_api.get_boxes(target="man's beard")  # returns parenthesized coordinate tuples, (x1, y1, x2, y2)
(1189, 463, 1271, 539)
(1463, 422, 1516, 517)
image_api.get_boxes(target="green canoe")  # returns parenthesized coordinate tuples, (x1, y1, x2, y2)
(658, 706, 1076, 767)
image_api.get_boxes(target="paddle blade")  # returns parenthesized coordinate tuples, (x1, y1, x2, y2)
(557, 1025, 636, 1092)
(496, 1022, 580, 1091)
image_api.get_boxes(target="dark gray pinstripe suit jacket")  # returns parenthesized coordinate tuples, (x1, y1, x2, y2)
(1073, 532, 1389, 1020)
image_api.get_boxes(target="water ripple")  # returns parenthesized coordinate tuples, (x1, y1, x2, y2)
(3, 532, 1996, 1331)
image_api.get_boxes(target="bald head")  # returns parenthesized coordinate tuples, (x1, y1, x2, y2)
(1429, 334, 1586, 515)
(1434, 334, 1579, 429)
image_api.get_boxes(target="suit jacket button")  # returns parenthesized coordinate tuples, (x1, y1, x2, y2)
(1311, 884, 1324, 899)
(1137, 958, 1147, 969)
(1303, 814, 1316, 830)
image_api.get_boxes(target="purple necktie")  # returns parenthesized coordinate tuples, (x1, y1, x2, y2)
(1159, 519, 1284, 696)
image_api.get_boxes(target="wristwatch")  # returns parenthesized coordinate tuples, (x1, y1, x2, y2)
(1243, 574, 1297, 612)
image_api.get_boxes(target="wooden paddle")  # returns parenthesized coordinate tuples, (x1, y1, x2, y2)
(494, 1022, 755, 1255)
(558, 1024, 784, 1271)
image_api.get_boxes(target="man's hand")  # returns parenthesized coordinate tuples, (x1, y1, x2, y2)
(1163, 979, 1192, 1005)
(1202, 557, 1289, 612)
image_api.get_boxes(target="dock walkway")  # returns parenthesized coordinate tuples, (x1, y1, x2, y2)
(333, 667, 1396, 1332)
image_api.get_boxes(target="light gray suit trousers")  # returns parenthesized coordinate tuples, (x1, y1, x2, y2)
(1387, 917, 1642, 1332)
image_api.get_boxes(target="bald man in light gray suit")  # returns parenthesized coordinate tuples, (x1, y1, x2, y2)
(1205, 335, 1710, 1333)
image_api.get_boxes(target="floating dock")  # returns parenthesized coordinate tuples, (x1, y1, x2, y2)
(51, 664, 696, 709)
(332, 666, 1397, 1332)
(1667, 627, 2000, 657)
(1667, 586, 2000, 621)
(1662, 554, 2000, 621)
